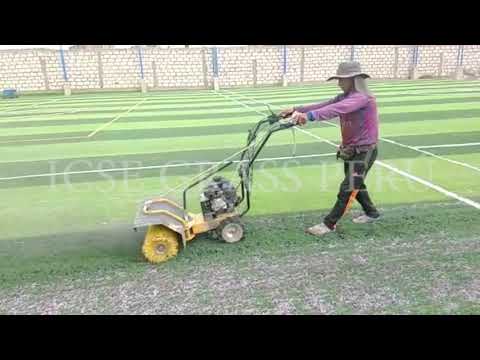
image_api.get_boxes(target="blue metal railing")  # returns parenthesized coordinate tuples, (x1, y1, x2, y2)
(212, 47, 219, 77)
(457, 45, 465, 66)
(59, 46, 68, 82)
(138, 46, 145, 80)
(412, 46, 420, 66)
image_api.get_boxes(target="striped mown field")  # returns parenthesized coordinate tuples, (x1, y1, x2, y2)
(1, 80, 480, 314)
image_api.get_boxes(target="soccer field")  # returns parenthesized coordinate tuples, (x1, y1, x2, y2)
(1, 80, 480, 314)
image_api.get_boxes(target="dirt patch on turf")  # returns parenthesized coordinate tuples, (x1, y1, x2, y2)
(0, 251, 341, 315)
(0, 241, 459, 315)
(1, 203, 480, 314)
(430, 276, 480, 305)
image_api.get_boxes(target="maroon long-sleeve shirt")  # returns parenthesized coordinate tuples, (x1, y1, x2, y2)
(295, 91, 379, 147)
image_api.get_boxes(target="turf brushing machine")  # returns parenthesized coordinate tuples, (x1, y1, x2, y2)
(134, 110, 296, 263)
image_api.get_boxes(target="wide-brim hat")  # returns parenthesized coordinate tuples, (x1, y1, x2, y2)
(327, 61, 371, 81)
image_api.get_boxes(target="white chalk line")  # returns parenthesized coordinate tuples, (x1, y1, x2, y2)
(0, 136, 88, 145)
(374, 162, 480, 210)
(226, 89, 480, 174)
(299, 129, 480, 210)
(415, 142, 480, 149)
(0, 100, 249, 124)
(32, 92, 219, 107)
(0, 98, 148, 145)
(2, 92, 186, 107)
(234, 83, 480, 98)
(380, 137, 480, 173)
(0, 98, 63, 116)
(0, 153, 337, 181)
(0, 109, 88, 123)
(87, 98, 148, 137)
(318, 121, 480, 174)
(213, 90, 266, 116)
(221, 89, 480, 210)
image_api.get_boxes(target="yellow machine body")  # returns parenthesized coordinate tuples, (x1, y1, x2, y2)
(134, 197, 240, 263)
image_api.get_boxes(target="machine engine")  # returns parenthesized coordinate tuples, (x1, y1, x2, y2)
(200, 176, 238, 220)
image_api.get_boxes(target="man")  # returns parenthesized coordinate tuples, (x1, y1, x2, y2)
(280, 61, 380, 236)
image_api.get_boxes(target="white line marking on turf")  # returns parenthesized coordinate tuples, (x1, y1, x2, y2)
(222, 89, 273, 107)
(377, 162, 480, 210)
(0, 109, 83, 123)
(320, 121, 480, 174)
(0, 98, 62, 116)
(381, 137, 480, 173)
(87, 98, 147, 138)
(414, 142, 480, 149)
(308, 111, 480, 174)
(222, 89, 480, 210)
(0, 99, 147, 145)
(0, 153, 336, 181)
(226, 89, 480, 174)
(296, 129, 480, 210)
(213, 91, 266, 116)
(0, 136, 88, 145)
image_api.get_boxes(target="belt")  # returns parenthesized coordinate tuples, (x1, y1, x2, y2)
(341, 143, 377, 153)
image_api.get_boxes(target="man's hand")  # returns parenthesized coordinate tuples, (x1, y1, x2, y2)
(291, 111, 308, 126)
(279, 108, 295, 118)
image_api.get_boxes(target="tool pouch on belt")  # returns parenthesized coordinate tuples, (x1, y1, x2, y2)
(337, 146, 356, 161)
(337, 144, 376, 161)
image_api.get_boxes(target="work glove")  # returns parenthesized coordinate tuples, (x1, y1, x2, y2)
(291, 111, 308, 126)
(279, 108, 295, 118)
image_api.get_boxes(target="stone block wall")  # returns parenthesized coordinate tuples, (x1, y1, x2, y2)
(0, 45, 478, 92)
(463, 45, 480, 73)
(416, 45, 458, 77)
(355, 45, 398, 78)
(0, 50, 45, 90)
(303, 46, 351, 82)
(143, 48, 206, 89)
(100, 49, 139, 89)
(66, 49, 101, 89)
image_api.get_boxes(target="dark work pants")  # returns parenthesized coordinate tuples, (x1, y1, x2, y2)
(324, 147, 380, 229)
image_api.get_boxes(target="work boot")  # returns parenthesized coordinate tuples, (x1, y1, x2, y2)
(306, 223, 334, 237)
(352, 214, 380, 224)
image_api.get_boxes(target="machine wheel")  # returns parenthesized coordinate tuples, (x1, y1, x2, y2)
(142, 225, 180, 264)
(217, 218, 245, 244)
